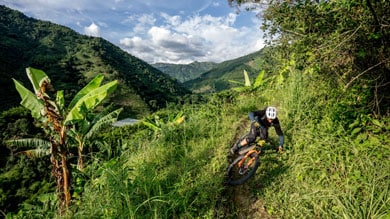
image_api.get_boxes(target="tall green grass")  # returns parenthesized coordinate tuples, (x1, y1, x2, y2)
(67, 92, 248, 218)
(12, 67, 389, 218)
(252, 67, 390, 218)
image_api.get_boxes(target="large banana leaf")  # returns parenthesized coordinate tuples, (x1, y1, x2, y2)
(56, 90, 65, 113)
(68, 74, 104, 109)
(84, 108, 122, 139)
(170, 111, 185, 125)
(6, 138, 50, 158)
(142, 118, 161, 131)
(26, 67, 50, 95)
(13, 79, 44, 119)
(244, 70, 251, 87)
(253, 70, 265, 88)
(64, 80, 118, 124)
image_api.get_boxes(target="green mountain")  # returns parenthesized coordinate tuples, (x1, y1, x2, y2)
(183, 48, 275, 93)
(152, 61, 217, 83)
(0, 5, 190, 117)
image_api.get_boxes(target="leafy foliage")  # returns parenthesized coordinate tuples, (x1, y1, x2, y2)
(68, 106, 123, 171)
(0, 155, 53, 215)
(260, 0, 389, 115)
(9, 67, 120, 214)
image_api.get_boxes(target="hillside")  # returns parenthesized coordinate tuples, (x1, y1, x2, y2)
(0, 5, 190, 117)
(152, 61, 217, 83)
(183, 48, 276, 93)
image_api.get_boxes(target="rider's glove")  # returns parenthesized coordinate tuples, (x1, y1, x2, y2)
(251, 120, 260, 128)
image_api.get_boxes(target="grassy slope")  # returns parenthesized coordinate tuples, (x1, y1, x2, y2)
(18, 66, 386, 218)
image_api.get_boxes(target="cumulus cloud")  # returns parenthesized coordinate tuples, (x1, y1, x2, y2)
(120, 29, 205, 64)
(119, 12, 263, 64)
(84, 23, 100, 37)
(132, 14, 157, 34)
(2, 0, 265, 64)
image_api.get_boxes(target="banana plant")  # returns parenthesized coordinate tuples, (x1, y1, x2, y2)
(229, 69, 251, 88)
(68, 106, 122, 171)
(231, 69, 271, 92)
(142, 111, 185, 133)
(11, 67, 118, 214)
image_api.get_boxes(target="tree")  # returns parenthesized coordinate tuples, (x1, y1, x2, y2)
(229, 0, 390, 115)
(11, 67, 118, 214)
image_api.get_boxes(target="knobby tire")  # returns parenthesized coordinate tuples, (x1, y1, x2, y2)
(226, 151, 260, 186)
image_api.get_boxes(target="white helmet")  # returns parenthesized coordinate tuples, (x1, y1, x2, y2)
(266, 106, 277, 119)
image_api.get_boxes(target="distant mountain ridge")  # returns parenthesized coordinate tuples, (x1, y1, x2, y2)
(153, 49, 274, 93)
(152, 61, 217, 83)
(0, 5, 190, 117)
(183, 48, 274, 93)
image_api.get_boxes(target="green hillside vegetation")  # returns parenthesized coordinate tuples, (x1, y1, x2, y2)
(1, 0, 390, 218)
(5, 60, 389, 218)
(183, 49, 275, 93)
(0, 5, 190, 116)
(152, 61, 217, 83)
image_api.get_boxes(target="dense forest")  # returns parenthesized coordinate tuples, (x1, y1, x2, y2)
(1, 1, 389, 218)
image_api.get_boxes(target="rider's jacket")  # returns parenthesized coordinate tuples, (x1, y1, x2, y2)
(248, 107, 284, 146)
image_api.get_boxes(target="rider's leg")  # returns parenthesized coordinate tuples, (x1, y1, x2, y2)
(230, 122, 257, 154)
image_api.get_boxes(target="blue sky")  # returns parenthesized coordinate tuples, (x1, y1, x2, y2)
(1, 0, 264, 64)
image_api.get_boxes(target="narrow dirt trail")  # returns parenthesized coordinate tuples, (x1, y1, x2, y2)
(231, 184, 272, 219)
(223, 116, 274, 218)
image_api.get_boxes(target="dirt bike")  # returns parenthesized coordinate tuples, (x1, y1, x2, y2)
(226, 135, 266, 186)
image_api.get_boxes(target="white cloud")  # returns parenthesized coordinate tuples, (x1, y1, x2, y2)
(119, 12, 263, 64)
(132, 14, 156, 34)
(1, 0, 265, 64)
(160, 13, 181, 26)
(84, 23, 100, 37)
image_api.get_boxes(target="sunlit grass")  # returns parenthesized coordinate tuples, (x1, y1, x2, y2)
(13, 67, 389, 219)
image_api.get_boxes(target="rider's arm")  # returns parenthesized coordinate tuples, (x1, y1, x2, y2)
(249, 110, 265, 123)
(278, 135, 284, 147)
(248, 111, 256, 121)
(273, 119, 284, 147)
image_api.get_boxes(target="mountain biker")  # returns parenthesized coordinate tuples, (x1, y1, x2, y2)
(230, 106, 284, 154)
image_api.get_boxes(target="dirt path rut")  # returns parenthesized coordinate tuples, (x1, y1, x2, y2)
(223, 116, 273, 218)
